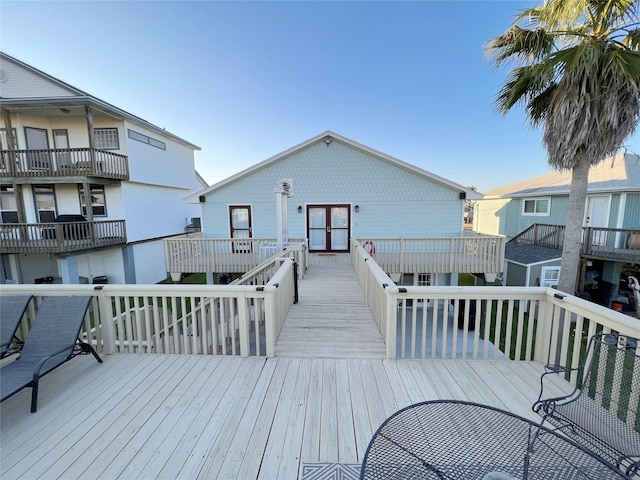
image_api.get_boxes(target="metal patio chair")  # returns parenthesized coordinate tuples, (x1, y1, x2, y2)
(1, 295, 33, 358)
(533, 333, 640, 477)
(0, 296, 102, 412)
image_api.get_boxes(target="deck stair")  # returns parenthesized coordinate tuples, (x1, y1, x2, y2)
(275, 258, 386, 358)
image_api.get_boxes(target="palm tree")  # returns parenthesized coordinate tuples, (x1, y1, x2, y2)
(487, 0, 640, 295)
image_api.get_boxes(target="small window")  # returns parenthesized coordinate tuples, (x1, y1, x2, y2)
(79, 184, 106, 216)
(417, 273, 432, 286)
(94, 128, 119, 150)
(0, 185, 18, 223)
(523, 198, 550, 216)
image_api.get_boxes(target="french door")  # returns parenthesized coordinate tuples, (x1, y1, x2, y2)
(307, 205, 350, 252)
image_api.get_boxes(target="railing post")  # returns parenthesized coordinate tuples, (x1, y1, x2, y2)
(264, 290, 276, 357)
(95, 286, 116, 355)
(237, 293, 250, 357)
(385, 288, 398, 359)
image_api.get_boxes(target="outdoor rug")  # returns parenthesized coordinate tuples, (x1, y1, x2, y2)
(299, 462, 360, 480)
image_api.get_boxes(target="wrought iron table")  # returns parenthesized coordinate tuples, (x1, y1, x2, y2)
(360, 400, 631, 479)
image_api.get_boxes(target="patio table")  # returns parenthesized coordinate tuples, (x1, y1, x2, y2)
(360, 400, 631, 479)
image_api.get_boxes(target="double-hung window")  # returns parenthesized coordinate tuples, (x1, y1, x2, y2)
(0, 185, 18, 223)
(33, 185, 56, 222)
(79, 184, 106, 216)
(522, 197, 550, 216)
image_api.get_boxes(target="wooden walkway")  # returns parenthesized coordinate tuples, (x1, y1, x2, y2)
(275, 258, 386, 358)
(0, 355, 573, 480)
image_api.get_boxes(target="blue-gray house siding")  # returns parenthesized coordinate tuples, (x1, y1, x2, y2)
(198, 134, 475, 241)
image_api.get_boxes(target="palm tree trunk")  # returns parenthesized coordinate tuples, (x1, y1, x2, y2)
(552, 160, 590, 365)
(558, 160, 590, 294)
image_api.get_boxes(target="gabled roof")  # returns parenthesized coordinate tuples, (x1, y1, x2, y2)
(484, 152, 640, 198)
(0, 52, 200, 151)
(186, 130, 482, 202)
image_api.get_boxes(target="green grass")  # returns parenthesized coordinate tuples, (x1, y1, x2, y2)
(458, 273, 476, 286)
(158, 273, 207, 285)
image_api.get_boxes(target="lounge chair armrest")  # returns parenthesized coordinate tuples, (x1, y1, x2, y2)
(31, 342, 79, 381)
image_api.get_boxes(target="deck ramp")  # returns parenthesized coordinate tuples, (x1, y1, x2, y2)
(275, 257, 386, 358)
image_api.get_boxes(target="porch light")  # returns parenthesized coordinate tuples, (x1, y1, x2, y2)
(354, 205, 360, 212)
(297, 206, 302, 213)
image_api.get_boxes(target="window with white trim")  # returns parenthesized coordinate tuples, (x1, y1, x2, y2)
(0, 185, 18, 223)
(79, 184, 106, 216)
(33, 184, 56, 222)
(94, 128, 119, 150)
(417, 273, 432, 286)
(523, 197, 550, 216)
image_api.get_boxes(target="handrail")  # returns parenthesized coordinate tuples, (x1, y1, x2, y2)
(0, 220, 127, 254)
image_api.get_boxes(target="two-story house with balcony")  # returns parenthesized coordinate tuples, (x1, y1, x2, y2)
(0, 52, 205, 285)
(473, 152, 640, 311)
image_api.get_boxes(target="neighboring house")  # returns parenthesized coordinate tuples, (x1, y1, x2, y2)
(0, 52, 205, 285)
(474, 152, 640, 310)
(185, 130, 484, 286)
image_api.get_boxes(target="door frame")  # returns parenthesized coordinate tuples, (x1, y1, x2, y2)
(229, 205, 253, 253)
(306, 204, 351, 253)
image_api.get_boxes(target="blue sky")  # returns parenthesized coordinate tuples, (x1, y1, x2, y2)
(2, 1, 638, 193)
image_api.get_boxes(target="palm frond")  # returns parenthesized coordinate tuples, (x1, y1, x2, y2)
(486, 26, 556, 66)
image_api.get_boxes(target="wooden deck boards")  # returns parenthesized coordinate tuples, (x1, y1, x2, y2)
(0, 354, 573, 480)
(0, 256, 578, 479)
(276, 262, 386, 358)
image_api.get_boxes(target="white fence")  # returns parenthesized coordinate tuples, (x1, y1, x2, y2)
(1, 249, 302, 358)
(351, 239, 640, 388)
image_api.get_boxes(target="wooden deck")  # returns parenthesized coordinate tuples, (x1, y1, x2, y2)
(276, 259, 386, 358)
(0, 354, 574, 480)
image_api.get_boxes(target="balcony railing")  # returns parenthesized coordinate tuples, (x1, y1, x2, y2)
(0, 148, 129, 180)
(512, 223, 640, 262)
(583, 226, 640, 261)
(164, 237, 307, 275)
(0, 220, 127, 254)
(355, 234, 506, 274)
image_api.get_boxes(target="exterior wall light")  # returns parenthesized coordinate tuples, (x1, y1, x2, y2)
(354, 205, 360, 212)
(298, 206, 302, 213)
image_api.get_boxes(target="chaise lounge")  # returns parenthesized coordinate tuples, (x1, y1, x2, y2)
(0, 296, 102, 412)
(0, 295, 33, 358)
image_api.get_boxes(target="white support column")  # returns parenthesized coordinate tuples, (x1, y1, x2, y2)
(57, 256, 79, 284)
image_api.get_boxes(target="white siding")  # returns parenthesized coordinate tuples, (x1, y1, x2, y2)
(120, 182, 193, 241)
(0, 57, 77, 98)
(132, 240, 169, 284)
(124, 121, 194, 188)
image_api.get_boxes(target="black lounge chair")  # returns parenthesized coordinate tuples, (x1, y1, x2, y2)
(0, 296, 102, 412)
(1, 295, 33, 358)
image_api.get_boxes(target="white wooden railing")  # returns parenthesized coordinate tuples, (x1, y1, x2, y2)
(164, 237, 307, 275)
(1, 247, 301, 358)
(355, 234, 505, 274)
(351, 239, 640, 389)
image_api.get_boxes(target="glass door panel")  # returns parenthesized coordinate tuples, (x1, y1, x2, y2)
(53, 129, 71, 168)
(330, 207, 349, 250)
(230, 206, 252, 252)
(308, 207, 327, 250)
(25, 127, 51, 170)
